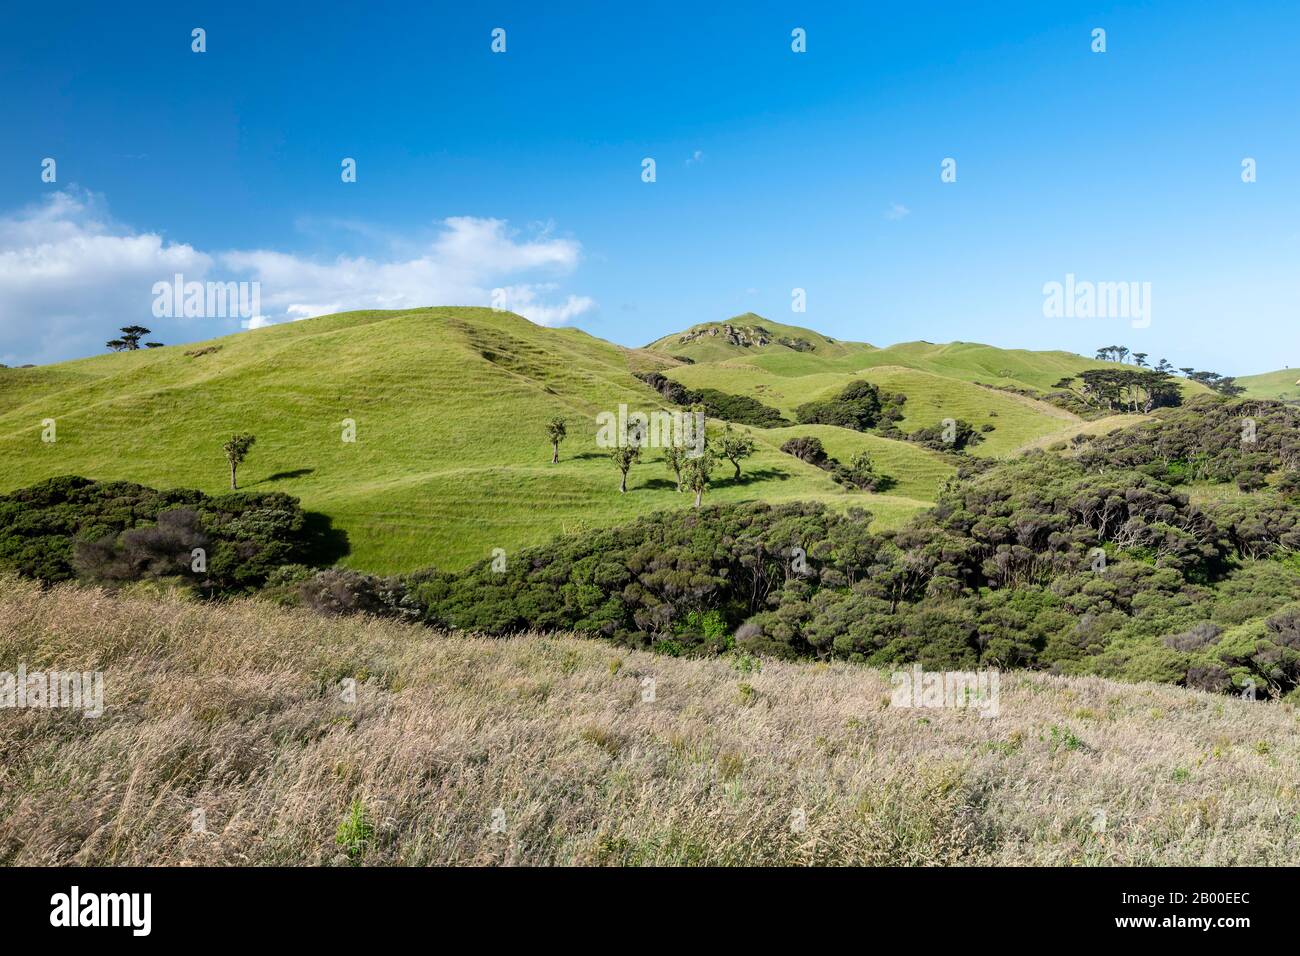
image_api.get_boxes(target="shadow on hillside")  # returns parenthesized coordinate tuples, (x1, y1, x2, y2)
(640, 478, 679, 491)
(570, 452, 606, 461)
(721, 468, 791, 486)
(299, 511, 350, 567)
(257, 468, 316, 484)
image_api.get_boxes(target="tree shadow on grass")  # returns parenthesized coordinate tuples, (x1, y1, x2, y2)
(256, 468, 316, 484)
(299, 511, 350, 567)
(719, 467, 791, 487)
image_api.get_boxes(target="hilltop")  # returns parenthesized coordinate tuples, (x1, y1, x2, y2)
(1239, 367, 1300, 402)
(644, 314, 868, 363)
(4, 576, 1297, 866)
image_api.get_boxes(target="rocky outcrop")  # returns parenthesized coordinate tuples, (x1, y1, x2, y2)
(676, 323, 816, 352)
(677, 323, 772, 348)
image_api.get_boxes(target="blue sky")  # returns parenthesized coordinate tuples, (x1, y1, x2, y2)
(1, 0, 1297, 372)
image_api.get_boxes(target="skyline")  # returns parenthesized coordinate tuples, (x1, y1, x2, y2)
(2, 0, 1298, 373)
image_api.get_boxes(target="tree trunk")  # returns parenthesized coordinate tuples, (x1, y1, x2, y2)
(732, 460, 741, 480)
(230, 460, 237, 490)
(694, 488, 702, 508)
(619, 471, 627, 494)
(552, 443, 559, 464)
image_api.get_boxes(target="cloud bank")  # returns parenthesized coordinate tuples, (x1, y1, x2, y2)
(0, 191, 596, 365)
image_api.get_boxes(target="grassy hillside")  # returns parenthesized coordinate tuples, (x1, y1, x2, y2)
(1013, 413, 1153, 454)
(4, 576, 1298, 866)
(0, 308, 939, 573)
(1239, 367, 1300, 401)
(758, 424, 955, 501)
(1, 306, 1230, 575)
(652, 322, 1221, 460)
(666, 355, 1087, 457)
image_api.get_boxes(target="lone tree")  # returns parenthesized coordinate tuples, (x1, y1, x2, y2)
(223, 433, 256, 490)
(682, 449, 715, 508)
(107, 325, 162, 351)
(663, 444, 688, 491)
(546, 416, 568, 464)
(609, 422, 642, 494)
(718, 423, 756, 480)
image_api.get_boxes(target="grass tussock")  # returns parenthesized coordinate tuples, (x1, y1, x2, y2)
(2, 575, 1299, 866)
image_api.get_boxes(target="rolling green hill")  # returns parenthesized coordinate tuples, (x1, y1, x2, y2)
(0, 308, 948, 573)
(1238, 367, 1300, 401)
(0, 306, 1228, 575)
(650, 318, 1218, 457)
(1012, 413, 1153, 454)
(656, 324, 1103, 457)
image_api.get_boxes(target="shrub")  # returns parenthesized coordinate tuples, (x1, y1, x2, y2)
(780, 436, 830, 466)
(831, 451, 891, 492)
(908, 419, 985, 453)
(335, 799, 374, 862)
(299, 569, 419, 620)
(634, 373, 787, 427)
(1164, 621, 1221, 652)
(794, 381, 901, 432)
(74, 508, 209, 583)
(0, 476, 311, 592)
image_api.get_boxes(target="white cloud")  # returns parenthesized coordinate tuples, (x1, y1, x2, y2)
(884, 202, 911, 221)
(219, 216, 591, 329)
(491, 284, 597, 327)
(0, 191, 596, 365)
(0, 191, 212, 364)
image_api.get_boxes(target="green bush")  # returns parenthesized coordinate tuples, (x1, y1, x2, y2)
(0, 475, 311, 593)
(794, 380, 903, 432)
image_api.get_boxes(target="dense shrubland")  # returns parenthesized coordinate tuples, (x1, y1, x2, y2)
(404, 397, 1300, 698)
(0, 475, 312, 593)
(403, 457, 1300, 698)
(1073, 395, 1300, 489)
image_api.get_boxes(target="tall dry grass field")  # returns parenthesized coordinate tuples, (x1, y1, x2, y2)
(1, 575, 1298, 865)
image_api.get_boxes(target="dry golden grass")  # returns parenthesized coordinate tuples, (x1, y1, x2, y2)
(2, 576, 1299, 866)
